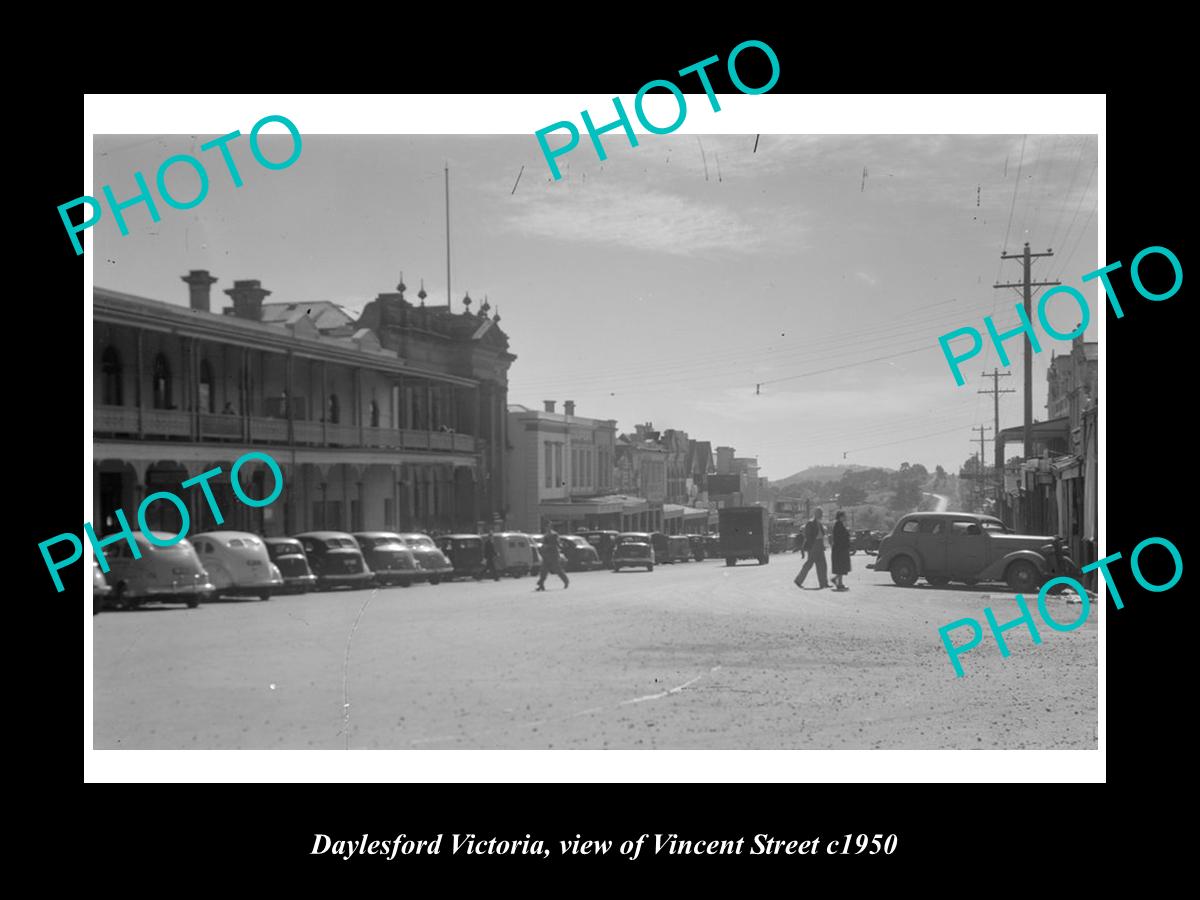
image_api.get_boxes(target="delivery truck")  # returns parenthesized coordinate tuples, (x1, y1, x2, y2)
(717, 506, 770, 566)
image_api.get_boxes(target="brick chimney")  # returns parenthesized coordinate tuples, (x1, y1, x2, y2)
(563, 400, 575, 416)
(224, 279, 272, 321)
(543, 400, 556, 414)
(181, 270, 217, 312)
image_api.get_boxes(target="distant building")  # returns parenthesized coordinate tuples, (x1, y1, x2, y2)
(1046, 337, 1098, 426)
(506, 401, 621, 533)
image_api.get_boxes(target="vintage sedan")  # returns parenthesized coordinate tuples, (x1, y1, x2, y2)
(101, 532, 214, 609)
(393, 533, 455, 585)
(192, 531, 285, 600)
(557, 534, 603, 571)
(873, 513, 1081, 591)
(665, 534, 693, 564)
(435, 534, 488, 580)
(353, 532, 423, 587)
(686, 534, 707, 561)
(294, 531, 375, 589)
(612, 541, 655, 572)
(264, 537, 318, 593)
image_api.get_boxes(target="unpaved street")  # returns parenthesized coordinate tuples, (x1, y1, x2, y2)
(93, 555, 1097, 750)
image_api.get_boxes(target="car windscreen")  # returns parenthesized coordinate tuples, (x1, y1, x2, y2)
(372, 540, 406, 550)
(405, 538, 436, 550)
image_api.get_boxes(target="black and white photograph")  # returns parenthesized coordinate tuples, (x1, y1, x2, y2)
(83, 97, 1102, 774)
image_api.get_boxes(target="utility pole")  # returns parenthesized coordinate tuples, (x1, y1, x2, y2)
(995, 243, 1058, 459)
(979, 368, 1014, 504)
(971, 425, 991, 511)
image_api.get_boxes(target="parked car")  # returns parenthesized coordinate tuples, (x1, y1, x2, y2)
(527, 537, 541, 576)
(93, 560, 111, 614)
(354, 532, 423, 586)
(849, 529, 882, 555)
(101, 532, 214, 609)
(392, 533, 455, 585)
(435, 534, 487, 580)
(769, 533, 793, 554)
(612, 541, 655, 572)
(294, 531, 375, 589)
(557, 534, 603, 571)
(687, 534, 707, 561)
(264, 537, 318, 593)
(578, 530, 620, 566)
(703, 534, 721, 558)
(491, 532, 533, 577)
(718, 506, 770, 566)
(192, 531, 284, 600)
(665, 534, 693, 563)
(615, 531, 669, 562)
(873, 513, 1082, 591)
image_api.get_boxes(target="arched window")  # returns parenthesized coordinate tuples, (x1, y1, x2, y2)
(369, 400, 380, 427)
(328, 393, 340, 424)
(198, 359, 214, 413)
(152, 353, 172, 409)
(101, 347, 123, 406)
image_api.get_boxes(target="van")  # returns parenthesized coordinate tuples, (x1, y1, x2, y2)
(491, 532, 533, 577)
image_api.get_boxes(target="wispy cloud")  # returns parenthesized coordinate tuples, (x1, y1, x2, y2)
(503, 179, 803, 256)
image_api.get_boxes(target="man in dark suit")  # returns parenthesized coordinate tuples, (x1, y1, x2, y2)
(793, 508, 829, 589)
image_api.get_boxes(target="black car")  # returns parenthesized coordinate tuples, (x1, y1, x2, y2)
(293, 532, 374, 589)
(353, 532, 423, 587)
(264, 537, 319, 593)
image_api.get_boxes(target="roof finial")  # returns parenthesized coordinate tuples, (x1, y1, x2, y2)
(492, 304, 500, 323)
(479, 294, 491, 318)
(417, 278, 427, 303)
(463, 291, 472, 313)
(397, 270, 406, 296)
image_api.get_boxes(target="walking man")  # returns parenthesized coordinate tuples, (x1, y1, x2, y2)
(793, 507, 829, 589)
(535, 528, 570, 591)
(482, 531, 500, 581)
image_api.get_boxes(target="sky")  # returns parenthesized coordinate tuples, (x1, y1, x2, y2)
(93, 132, 1099, 481)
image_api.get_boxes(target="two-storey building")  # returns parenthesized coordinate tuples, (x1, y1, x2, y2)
(93, 271, 514, 537)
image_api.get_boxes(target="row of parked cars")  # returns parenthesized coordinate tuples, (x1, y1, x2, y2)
(92, 529, 463, 613)
(92, 528, 734, 611)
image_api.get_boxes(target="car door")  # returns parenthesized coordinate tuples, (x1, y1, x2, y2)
(914, 519, 948, 575)
(948, 519, 988, 579)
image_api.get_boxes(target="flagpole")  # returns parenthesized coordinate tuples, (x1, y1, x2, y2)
(445, 162, 451, 309)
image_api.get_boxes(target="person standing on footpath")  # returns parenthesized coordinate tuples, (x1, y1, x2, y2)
(535, 528, 570, 591)
(830, 511, 851, 591)
(793, 507, 829, 589)
(482, 531, 500, 581)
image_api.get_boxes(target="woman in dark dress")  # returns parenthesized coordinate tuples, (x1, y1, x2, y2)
(831, 511, 851, 591)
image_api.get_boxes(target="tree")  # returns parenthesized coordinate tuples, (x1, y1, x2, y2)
(838, 484, 868, 507)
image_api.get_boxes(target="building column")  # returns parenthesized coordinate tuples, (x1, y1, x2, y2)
(241, 346, 250, 443)
(135, 329, 145, 437)
(356, 368, 365, 447)
(285, 351, 295, 445)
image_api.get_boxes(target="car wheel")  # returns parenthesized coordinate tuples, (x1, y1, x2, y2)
(647, 564, 654, 572)
(259, 590, 271, 602)
(757, 555, 767, 565)
(1006, 560, 1041, 593)
(399, 578, 411, 588)
(725, 557, 735, 567)
(186, 596, 201, 608)
(613, 566, 621, 572)
(889, 556, 918, 587)
(429, 576, 441, 586)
